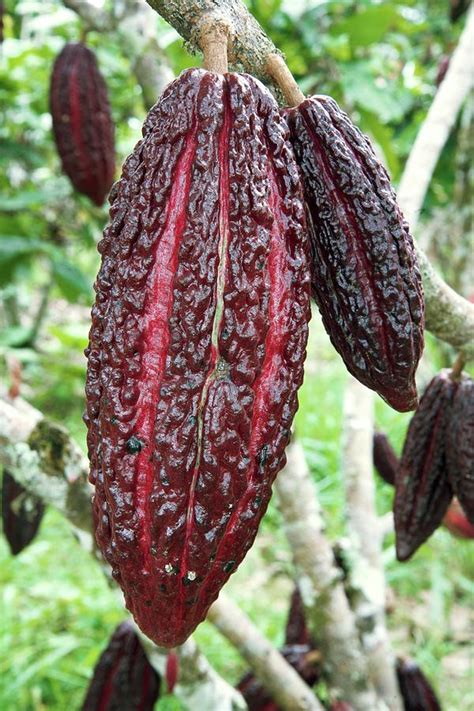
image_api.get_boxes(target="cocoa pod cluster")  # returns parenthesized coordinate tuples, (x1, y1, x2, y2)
(372, 371, 474, 560)
(50, 43, 115, 206)
(85, 64, 425, 647)
(81, 621, 160, 711)
(1, 470, 45, 555)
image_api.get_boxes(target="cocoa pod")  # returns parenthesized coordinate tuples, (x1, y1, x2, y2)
(50, 43, 115, 206)
(373, 431, 399, 486)
(285, 586, 311, 646)
(443, 497, 474, 539)
(396, 658, 441, 711)
(446, 374, 474, 523)
(81, 621, 160, 711)
(394, 371, 456, 561)
(330, 703, 354, 711)
(2, 470, 45, 555)
(85, 68, 311, 647)
(284, 96, 424, 412)
(236, 644, 320, 711)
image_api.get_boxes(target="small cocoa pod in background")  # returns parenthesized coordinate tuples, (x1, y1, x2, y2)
(2, 470, 45, 555)
(373, 431, 399, 486)
(330, 703, 355, 711)
(50, 43, 115, 206)
(285, 585, 312, 646)
(81, 621, 160, 711)
(446, 374, 474, 523)
(284, 96, 424, 412)
(394, 371, 456, 561)
(85, 68, 311, 647)
(396, 657, 441, 711)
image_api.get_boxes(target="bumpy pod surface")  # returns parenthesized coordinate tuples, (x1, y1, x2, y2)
(394, 371, 456, 561)
(446, 375, 474, 523)
(285, 97, 424, 412)
(396, 658, 441, 711)
(373, 431, 399, 486)
(50, 43, 115, 206)
(1, 470, 45, 555)
(81, 621, 160, 711)
(85, 68, 311, 646)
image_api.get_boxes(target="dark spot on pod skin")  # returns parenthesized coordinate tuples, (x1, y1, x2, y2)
(258, 445, 270, 469)
(126, 435, 144, 454)
(222, 560, 235, 573)
(110, 416, 118, 425)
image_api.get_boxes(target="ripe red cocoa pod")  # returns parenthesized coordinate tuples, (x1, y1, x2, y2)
(50, 43, 115, 206)
(445, 374, 474, 523)
(394, 371, 456, 561)
(284, 96, 424, 412)
(373, 431, 399, 486)
(81, 621, 160, 711)
(2, 470, 45, 555)
(85, 68, 311, 647)
(396, 658, 441, 711)
(443, 498, 474, 539)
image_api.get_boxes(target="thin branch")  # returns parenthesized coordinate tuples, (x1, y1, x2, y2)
(275, 438, 386, 711)
(207, 594, 323, 711)
(341, 379, 402, 711)
(397, 7, 474, 358)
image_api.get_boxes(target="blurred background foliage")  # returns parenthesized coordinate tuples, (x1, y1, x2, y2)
(0, 1, 473, 710)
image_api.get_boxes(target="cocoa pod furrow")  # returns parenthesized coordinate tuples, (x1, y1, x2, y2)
(446, 375, 474, 523)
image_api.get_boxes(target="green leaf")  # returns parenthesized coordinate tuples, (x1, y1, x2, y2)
(330, 5, 399, 48)
(359, 109, 400, 179)
(0, 325, 33, 347)
(0, 187, 69, 211)
(51, 259, 91, 302)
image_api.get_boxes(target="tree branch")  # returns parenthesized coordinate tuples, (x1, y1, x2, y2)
(275, 438, 386, 711)
(207, 594, 323, 711)
(341, 379, 402, 711)
(397, 7, 474, 358)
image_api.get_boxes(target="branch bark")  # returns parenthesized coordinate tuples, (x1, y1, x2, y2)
(275, 438, 387, 711)
(341, 379, 402, 711)
(208, 595, 323, 711)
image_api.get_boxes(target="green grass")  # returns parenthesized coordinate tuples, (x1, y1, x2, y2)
(1, 311, 473, 710)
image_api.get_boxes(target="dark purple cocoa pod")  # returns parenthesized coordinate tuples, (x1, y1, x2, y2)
(446, 374, 474, 523)
(236, 644, 320, 711)
(50, 43, 115, 206)
(396, 658, 441, 711)
(394, 371, 457, 561)
(2, 470, 45, 555)
(81, 621, 160, 711)
(85, 68, 311, 647)
(284, 96, 424, 412)
(435, 55, 450, 87)
(285, 586, 311, 646)
(373, 431, 399, 486)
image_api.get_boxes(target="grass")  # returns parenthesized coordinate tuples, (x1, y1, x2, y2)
(1, 311, 473, 710)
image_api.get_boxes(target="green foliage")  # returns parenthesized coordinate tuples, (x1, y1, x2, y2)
(0, 1, 472, 709)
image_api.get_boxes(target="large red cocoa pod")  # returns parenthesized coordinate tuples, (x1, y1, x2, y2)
(284, 96, 424, 412)
(396, 658, 441, 711)
(50, 43, 115, 206)
(81, 621, 160, 711)
(2, 470, 45, 555)
(446, 374, 474, 523)
(85, 68, 311, 647)
(394, 372, 456, 561)
(373, 431, 399, 486)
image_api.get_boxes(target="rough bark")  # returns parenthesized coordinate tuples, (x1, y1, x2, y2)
(342, 379, 402, 711)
